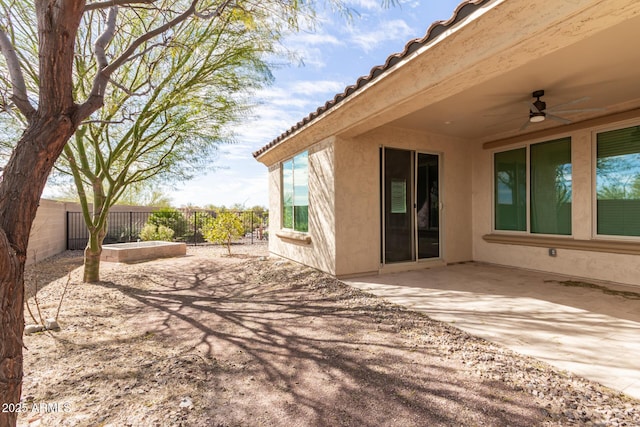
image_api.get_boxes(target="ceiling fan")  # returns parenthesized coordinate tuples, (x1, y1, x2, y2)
(520, 89, 604, 130)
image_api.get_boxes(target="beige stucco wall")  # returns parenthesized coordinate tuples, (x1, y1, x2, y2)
(267, 138, 337, 274)
(332, 126, 473, 277)
(333, 136, 380, 276)
(472, 115, 640, 287)
(27, 199, 68, 265)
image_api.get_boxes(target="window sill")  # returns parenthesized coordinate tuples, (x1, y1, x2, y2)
(483, 233, 640, 255)
(276, 230, 312, 245)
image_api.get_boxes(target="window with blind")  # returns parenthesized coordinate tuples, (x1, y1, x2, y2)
(596, 125, 640, 237)
(282, 151, 309, 232)
(494, 137, 572, 235)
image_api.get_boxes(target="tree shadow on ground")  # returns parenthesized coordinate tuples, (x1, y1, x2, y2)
(85, 256, 547, 426)
(24, 251, 84, 299)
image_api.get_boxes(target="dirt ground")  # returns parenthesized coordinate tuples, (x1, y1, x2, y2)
(18, 243, 639, 426)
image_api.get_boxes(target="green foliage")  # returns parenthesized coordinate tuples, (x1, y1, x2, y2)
(185, 211, 214, 243)
(240, 210, 259, 232)
(139, 224, 175, 241)
(147, 208, 188, 236)
(202, 212, 245, 254)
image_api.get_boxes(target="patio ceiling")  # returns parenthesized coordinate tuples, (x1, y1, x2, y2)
(388, 5, 640, 143)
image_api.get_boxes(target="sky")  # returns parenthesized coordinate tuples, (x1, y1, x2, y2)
(164, 0, 464, 208)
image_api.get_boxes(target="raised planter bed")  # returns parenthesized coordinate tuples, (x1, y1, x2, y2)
(101, 241, 187, 263)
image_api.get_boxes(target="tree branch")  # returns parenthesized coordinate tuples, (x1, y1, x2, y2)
(0, 27, 35, 119)
(76, 0, 236, 121)
(102, 0, 200, 75)
(84, 0, 155, 12)
(94, 6, 118, 71)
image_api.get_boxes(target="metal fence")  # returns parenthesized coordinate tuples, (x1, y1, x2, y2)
(66, 209, 268, 250)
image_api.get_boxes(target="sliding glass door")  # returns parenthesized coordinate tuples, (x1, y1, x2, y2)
(382, 148, 440, 264)
(383, 148, 414, 263)
(416, 153, 440, 259)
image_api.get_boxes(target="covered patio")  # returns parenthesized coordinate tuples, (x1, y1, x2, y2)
(344, 263, 640, 399)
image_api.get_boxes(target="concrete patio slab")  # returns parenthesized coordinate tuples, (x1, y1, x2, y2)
(343, 262, 640, 400)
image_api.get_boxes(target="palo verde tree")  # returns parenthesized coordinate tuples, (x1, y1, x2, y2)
(0, 0, 395, 423)
(56, 10, 273, 283)
(202, 211, 244, 254)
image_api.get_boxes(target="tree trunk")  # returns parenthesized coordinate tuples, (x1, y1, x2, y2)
(0, 234, 24, 427)
(83, 247, 102, 283)
(83, 230, 105, 283)
(0, 116, 76, 426)
(0, 0, 84, 419)
(83, 184, 108, 283)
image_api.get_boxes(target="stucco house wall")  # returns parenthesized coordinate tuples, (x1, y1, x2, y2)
(332, 126, 473, 277)
(268, 138, 337, 274)
(333, 135, 380, 277)
(472, 114, 640, 287)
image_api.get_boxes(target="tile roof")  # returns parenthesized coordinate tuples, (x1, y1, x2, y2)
(253, 0, 490, 159)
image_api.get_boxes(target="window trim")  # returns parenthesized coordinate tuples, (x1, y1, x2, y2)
(492, 135, 573, 237)
(592, 119, 640, 241)
(281, 150, 309, 234)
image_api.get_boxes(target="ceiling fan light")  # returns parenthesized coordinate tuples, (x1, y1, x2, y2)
(529, 112, 545, 123)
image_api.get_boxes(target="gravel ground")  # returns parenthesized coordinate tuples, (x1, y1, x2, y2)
(17, 243, 640, 426)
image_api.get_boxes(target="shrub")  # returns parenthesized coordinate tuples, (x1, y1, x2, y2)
(147, 208, 188, 237)
(185, 211, 213, 243)
(139, 224, 175, 241)
(202, 212, 244, 254)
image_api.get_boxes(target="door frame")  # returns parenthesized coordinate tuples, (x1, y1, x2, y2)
(380, 146, 443, 266)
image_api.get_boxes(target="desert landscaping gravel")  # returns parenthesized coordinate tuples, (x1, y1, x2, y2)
(18, 243, 639, 426)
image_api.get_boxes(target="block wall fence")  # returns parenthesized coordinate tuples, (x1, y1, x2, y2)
(26, 199, 155, 265)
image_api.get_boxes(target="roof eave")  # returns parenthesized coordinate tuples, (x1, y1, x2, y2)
(252, 0, 492, 161)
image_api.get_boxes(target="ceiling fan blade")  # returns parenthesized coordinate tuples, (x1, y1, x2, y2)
(547, 114, 572, 124)
(551, 107, 605, 114)
(546, 97, 590, 112)
(519, 119, 531, 131)
(522, 101, 540, 113)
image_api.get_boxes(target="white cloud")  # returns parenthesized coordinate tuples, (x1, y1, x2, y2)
(291, 46, 328, 69)
(290, 80, 345, 96)
(218, 142, 255, 161)
(170, 169, 269, 208)
(346, 0, 381, 11)
(399, 0, 420, 8)
(284, 32, 341, 70)
(235, 106, 303, 148)
(293, 32, 342, 46)
(268, 97, 313, 109)
(348, 19, 415, 53)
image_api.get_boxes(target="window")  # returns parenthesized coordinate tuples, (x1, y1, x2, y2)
(495, 148, 526, 231)
(596, 125, 640, 237)
(282, 151, 309, 232)
(494, 137, 572, 235)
